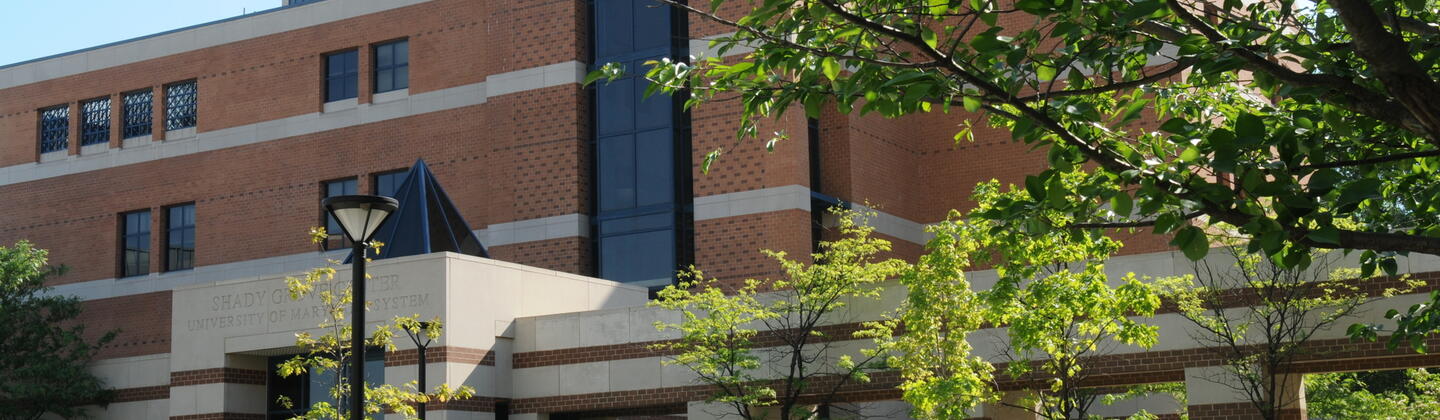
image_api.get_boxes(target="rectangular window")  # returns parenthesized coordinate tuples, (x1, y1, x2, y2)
(38, 104, 69, 154)
(122, 89, 154, 138)
(121, 210, 151, 277)
(324, 50, 359, 102)
(165, 204, 196, 271)
(372, 40, 409, 93)
(164, 81, 197, 130)
(323, 178, 358, 249)
(80, 98, 111, 146)
(372, 170, 407, 198)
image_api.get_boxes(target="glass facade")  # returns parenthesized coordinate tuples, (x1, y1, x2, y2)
(373, 40, 409, 93)
(121, 210, 151, 277)
(592, 0, 691, 287)
(325, 50, 359, 102)
(166, 204, 196, 271)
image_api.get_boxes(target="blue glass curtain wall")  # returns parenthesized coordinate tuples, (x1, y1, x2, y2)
(591, 0, 692, 287)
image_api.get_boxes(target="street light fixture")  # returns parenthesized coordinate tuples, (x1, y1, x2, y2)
(402, 321, 437, 420)
(322, 194, 399, 420)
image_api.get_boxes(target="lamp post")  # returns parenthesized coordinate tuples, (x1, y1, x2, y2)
(402, 321, 436, 420)
(322, 194, 399, 420)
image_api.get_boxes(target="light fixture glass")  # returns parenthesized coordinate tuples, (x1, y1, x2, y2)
(322, 195, 399, 243)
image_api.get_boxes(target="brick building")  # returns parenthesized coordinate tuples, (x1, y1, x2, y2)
(0, 1, 1436, 419)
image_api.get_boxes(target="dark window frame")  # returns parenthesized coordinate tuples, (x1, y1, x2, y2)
(122, 89, 154, 139)
(80, 97, 111, 146)
(38, 104, 70, 154)
(164, 80, 198, 131)
(372, 39, 409, 94)
(321, 177, 359, 250)
(164, 203, 196, 272)
(323, 49, 359, 102)
(371, 169, 408, 198)
(119, 209, 152, 278)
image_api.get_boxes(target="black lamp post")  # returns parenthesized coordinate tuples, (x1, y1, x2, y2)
(322, 194, 399, 420)
(402, 321, 437, 419)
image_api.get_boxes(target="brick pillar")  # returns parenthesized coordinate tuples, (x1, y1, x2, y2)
(151, 85, 165, 141)
(67, 101, 80, 156)
(109, 93, 123, 148)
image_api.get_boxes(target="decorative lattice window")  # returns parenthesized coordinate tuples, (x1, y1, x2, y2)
(38, 105, 69, 154)
(80, 98, 111, 146)
(164, 81, 197, 130)
(122, 89, 153, 139)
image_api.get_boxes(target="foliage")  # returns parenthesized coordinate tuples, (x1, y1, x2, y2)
(0, 240, 116, 420)
(1160, 247, 1410, 420)
(1307, 369, 1440, 419)
(274, 228, 474, 419)
(871, 181, 1161, 420)
(1099, 382, 1188, 420)
(651, 209, 908, 420)
(597, 0, 1440, 349)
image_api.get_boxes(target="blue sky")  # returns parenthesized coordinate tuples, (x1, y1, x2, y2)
(0, 0, 282, 66)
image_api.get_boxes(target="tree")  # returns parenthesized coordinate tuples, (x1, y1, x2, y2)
(607, 0, 1440, 345)
(1306, 368, 1440, 419)
(274, 228, 474, 419)
(871, 180, 1161, 420)
(651, 210, 908, 420)
(0, 240, 116, 420)
(1161, 247, 1413, 420)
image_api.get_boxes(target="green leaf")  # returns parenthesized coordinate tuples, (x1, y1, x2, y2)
(1307, 226, 1342, 246)
(1173, 226, 1210, 260)
(1036, 64, 1057, 81)
(1110, 192, 1134, 217)
(962, 96, 982, 112)
(701, 149, 723, 174)
(1337, 178, 1383, 208)
(921, 28, 939, 49)
(1235, 113, 1265, 144)
(821, 57, 840, 81)
(1178, 147, 1201, 163)
(1025, 175, 1046, 202)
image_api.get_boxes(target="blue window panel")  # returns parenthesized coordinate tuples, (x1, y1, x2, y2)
(599, 228, 675, 285)
(635, 128, 674, 207)
(165, 81, 197, 130)
(80, 98, 111, 146)
(634, 77, 672, 131)
(374, 40, 409, 93)
(597, 212, 671, 236)
(594, 0, 634, 59)
(373, 170, 407, 198)
(38, 105, 69, 153)
(632, 0, 671, 52)
(122, 210, 151, 277)
(598, 134, 636, 212)
(325, 50, 359, 102)
(166, 204, 196, 271)
(596, 77, 636, 135)
(122, 90, 153, 138)
(323, 179, 358, 243)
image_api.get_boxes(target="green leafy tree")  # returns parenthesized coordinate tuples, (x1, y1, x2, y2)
(274, 228, 475, 419)
(870, 180, 1162, 420)
(1161, 248, 1412, 420)
(602, 0, 1440, 348)
(651, 210, 908, 420)
(1307, 369, 1440, 419)
(0, 240, 116, 420)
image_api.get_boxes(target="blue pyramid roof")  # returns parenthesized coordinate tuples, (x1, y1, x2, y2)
(349, 159, 488, 262)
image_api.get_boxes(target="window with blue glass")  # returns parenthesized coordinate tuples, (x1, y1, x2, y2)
(592, 0, 691, 287)
(373, 40, 408, 93)
(38, 104, 69, 154)
(122, 89, 153, 139)
(372, 170, 407, 198)
(121, 210, 151, 277)
(165, 204, 196, 271)
(164, 81, 197, 130)
(324, 50, 359, 102)
(323, 178, 358, 249)
(80, 98, 111, 146)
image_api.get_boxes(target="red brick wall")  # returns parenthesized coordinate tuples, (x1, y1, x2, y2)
(73, 291, 172, 359)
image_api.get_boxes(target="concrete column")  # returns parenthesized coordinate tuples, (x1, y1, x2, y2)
(1185, 366, 1262, 420)
(981, 391, 1039, 420)
(1271, 373, 1306, 420)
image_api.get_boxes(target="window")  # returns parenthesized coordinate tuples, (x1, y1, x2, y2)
(80, 98, 111, 146)
(592, 0, 691, 287)
(165, 204, 196, 271)
(324, 50, 359, 102)
(38, 104, 69, 154)
(122, 89, 153, 138)
(120, 210, 151, 277)
(372, 170, 408, 198)
(266, 351, 382, 419)
(164, 81, 197, 130)
(323, 178, 358, 249)
(372, 40, 409, 93)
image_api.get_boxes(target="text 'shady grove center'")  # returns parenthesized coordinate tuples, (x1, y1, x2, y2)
(2, 0, 1437, 419)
